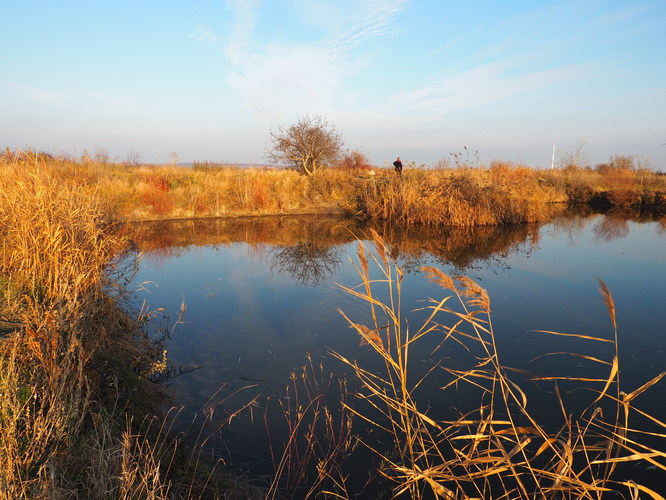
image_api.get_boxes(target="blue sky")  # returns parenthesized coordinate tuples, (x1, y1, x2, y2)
(2, 0, 665, 168)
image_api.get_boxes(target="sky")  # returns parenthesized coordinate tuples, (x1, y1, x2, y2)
(2, 0, 665, 169)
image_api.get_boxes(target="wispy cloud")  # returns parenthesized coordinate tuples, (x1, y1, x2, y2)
(221, 0, 261, 63)
(189, 24, 220, 49)
(227, 45, 340, 120)
(389, 61, 594, 115)
(7, 82, 136, 114)
(197, 0, 411, 120)
(319, 0, 411, 52)
(9, 83, 68, 107)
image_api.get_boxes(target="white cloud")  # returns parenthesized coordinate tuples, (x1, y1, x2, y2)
(189, 24, 220, 48)
(389, 61, 594, 115)
(215, 0, 411, 120)
(222, 0, 261, 63)
(317, 0, 411, 51)
(227, 45, 341, 120)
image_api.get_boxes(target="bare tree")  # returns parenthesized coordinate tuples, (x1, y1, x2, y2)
(265, 115, 345, 175)
(123, 147, 142, 167)
(558, 141, 589, 170)
(168, 151, 180, 165)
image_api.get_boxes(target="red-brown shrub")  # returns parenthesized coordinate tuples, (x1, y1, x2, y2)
(338, 150, 374, 171)
(142, 187, 174, 215)
(145, 173, 171, 191)
(253, 177, 270, 208)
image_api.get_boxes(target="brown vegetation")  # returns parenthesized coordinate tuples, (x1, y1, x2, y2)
(2, 148, 664, 225)
(0, 153, 247, 498)
(330, 232, 666, 499)
(355, 162, 564, 226)
(540, 154, 666, 210)
(1, 148, 664, 497)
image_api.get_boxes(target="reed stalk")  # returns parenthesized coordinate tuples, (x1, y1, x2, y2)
(334, 231, 666, 499)
(0, 152, 250, 498)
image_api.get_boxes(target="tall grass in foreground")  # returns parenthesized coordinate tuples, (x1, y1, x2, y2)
(0, 155, 250, 498)
(264, 355, 356, 499)
(333, 231, 665, 498)
(0, 153, 167, 497)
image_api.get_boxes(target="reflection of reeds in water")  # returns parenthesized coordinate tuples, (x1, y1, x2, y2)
(593, 214, 630, 242)
(125, 215, 544, 276)
(125, 216, 359, 254)
(551, 211, 666, 244)
(331, 231, 665, 499)
(368, 220, 542, 271)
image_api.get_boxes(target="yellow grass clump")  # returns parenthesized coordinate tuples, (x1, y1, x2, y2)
(0, 151, 249, 498)
(354, 163, 565, 226)
(2, 148, 665, 225)
(333, 231, 666, 499)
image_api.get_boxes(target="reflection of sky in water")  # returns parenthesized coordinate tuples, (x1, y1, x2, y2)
(130, 215, 666, 471)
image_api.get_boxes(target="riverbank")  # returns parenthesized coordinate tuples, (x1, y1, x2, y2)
(4, 150, 664, 225)
(1, 151, 664, 498)
(0, 158, 255, 498)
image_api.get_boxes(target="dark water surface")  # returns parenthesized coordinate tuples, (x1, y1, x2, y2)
(126, 213, 666, 492)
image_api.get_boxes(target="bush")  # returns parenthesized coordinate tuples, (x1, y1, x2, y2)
(338, 150, 374, 171)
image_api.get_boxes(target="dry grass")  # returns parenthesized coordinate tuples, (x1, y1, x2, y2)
(2, 149, 664, 226)
(350, 164, 564, 226)
(2, 147, 664, 496)
(94, 163, 360, 220)
(0, 152, 249, 498)
(539, 160, 666, 209)
(0, 150, 169, 497)
(332, 231, 665, 499)
(265, 354, 356, 499)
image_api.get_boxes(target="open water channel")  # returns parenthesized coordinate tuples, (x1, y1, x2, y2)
(125, 211, 665, 495)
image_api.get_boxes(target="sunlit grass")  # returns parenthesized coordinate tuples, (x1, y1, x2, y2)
(355, 164, 563, 225)
(0, 152, 251, 498)
(1, 147, 664, 497)
(2, 149, 664, 225)
(330, 231, 665, 499)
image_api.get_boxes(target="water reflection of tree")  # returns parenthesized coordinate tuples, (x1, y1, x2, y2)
(549, 213, 591, 244)
(123, 215, 544, 276)
(593, 212, 630, 242)
(269, 241, 343, 286)
(122, 212, 658, 278)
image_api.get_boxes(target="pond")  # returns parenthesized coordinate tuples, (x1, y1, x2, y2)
(126, 212, 666, 495)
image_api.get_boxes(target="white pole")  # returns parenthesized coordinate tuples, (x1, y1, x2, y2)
(551, 143, 555, 170)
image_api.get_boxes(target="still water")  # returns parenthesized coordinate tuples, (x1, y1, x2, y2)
(126, 212, 665, 490)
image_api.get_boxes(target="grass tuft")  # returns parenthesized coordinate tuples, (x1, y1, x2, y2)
(0, 153, 250, 498)
(333, 235, 665, 499)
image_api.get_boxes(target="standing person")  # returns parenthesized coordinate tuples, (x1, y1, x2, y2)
(393, 156, 403, 175)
